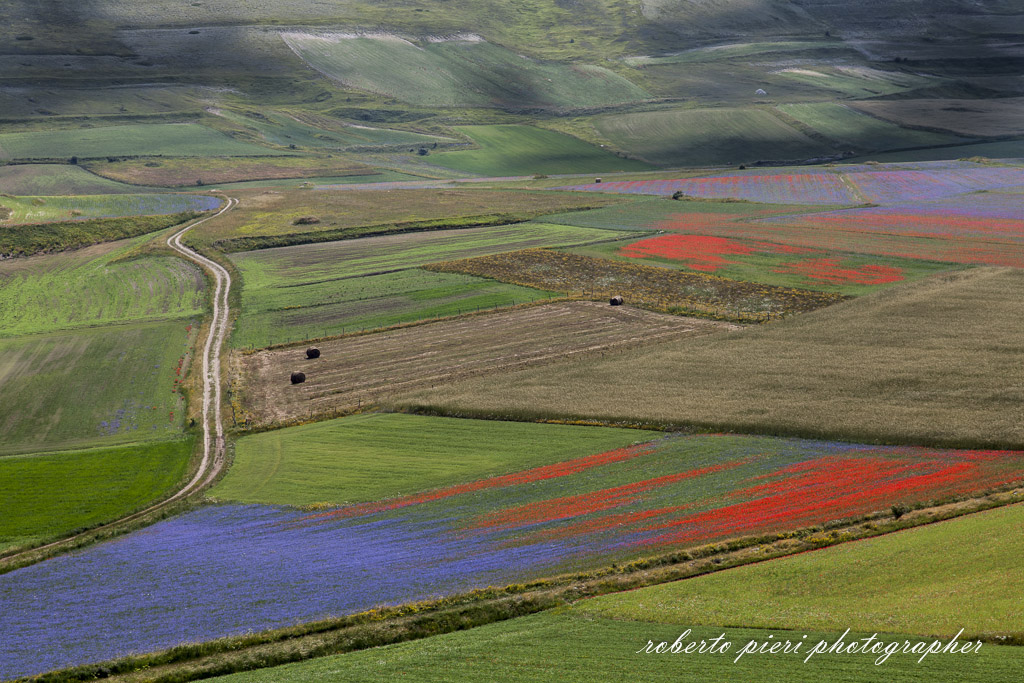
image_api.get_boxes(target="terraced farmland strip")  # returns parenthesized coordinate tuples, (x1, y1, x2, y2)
(229, 223, 621, 285)
(240, 301, 734, 426)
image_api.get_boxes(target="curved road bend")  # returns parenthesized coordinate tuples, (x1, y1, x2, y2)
(1, 196, 237, 565)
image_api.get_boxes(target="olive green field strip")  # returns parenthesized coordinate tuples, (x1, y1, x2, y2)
(228, 223, 624, 285)
(239, 301, 736, 426)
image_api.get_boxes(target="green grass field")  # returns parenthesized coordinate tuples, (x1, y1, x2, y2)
(0, 319, 198, 455)
(429, 125, 653, 177)
(851, 140, 1024, 164)
(0, 193, 217, 224)
(396, 267, 1024, 448)
(213, 413, 642, 506)
(0, 164, 152, 195)
(0, 123, 280, 160)
(771, 65, 937, 99)
(209, 614, 1024, 682)
(209, 170, 424, 190)
(232, 267, 555, 349)
(569, 237, 958, 296)
(229, 222, 619, 286)
(0, 439, 191, 552)
(623, 41, 850, 66)
(592, 108, 832, 166)
(577, 503, 1024, 638)
(281, 33, 649, 109)
(0, 236, 205, 337)
(778, 103, 966, 151)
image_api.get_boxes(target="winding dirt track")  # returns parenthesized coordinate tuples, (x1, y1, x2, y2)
(1, 197, 236, 565)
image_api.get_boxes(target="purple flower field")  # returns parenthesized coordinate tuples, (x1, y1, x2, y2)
(2, 434, 1023, 678)
(844, 167, 1024, 204)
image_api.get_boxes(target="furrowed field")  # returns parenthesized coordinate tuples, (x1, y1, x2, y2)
(425, 249, 843, 319)
(396, 267, 1024, 448)
(0, 439, 191, 552)
(3, 422, 1021, 679)
(232, 267, 555, 349)
(240, 301, 731, 425)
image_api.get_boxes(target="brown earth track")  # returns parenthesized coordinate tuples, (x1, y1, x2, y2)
(239, 301, 737, 426)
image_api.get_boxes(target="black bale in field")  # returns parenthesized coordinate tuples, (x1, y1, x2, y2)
(609, 295, 624, 306)
(306, 347, 320, 359)
(290, 371, 306, 384)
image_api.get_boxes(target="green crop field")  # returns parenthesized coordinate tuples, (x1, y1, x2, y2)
(623, 41, 852, 66)
(0, 123, 280, 160)
(429, 125, 653, 177)
(851, 140, 1024, 164)
(209, 614, 1024, 683)
(0, 319, 198, 455)
(0, 236, 205, 337)
(592, 108, 832, 167)
(396, 267, 1024, 449)
(281, 33, 649, 109)
(0, 164, 151, 195)
(577, 503, 1024, 638)
(850, 98, 1024, 139)
(209, 170, 425, 190)
(213, 413, 642, 506)
(0, 211, 201, 258)
(778, 103, 966, 151)
(0, 439, 191, 552)
(229, 222, 620, 286)
(0, 193, 218, 224)
(192, 187, 623, 249)
(570, 237, 957, 296)
(232, 267, 555, 349)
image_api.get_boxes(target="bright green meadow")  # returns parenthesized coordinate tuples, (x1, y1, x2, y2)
(429, 125, 653, 176)
(777, 102, 966, 151)
(232, 267, 555, 349)
(0, 439, 191, 552)
(209, 614, 1024, 683)
(212, 413, 643, 506)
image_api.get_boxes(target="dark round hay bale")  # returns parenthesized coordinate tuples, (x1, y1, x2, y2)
(290, 371, 306, 384)
(609, 295, 624, 306)
(594, 177, 603, 183)
(306, 347, 320, 359)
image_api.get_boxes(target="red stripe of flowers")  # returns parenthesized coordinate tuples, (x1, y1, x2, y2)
(632, 455, 1016, 548)
(468, 460, 750, 531)
(301, 443, 658, 522)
